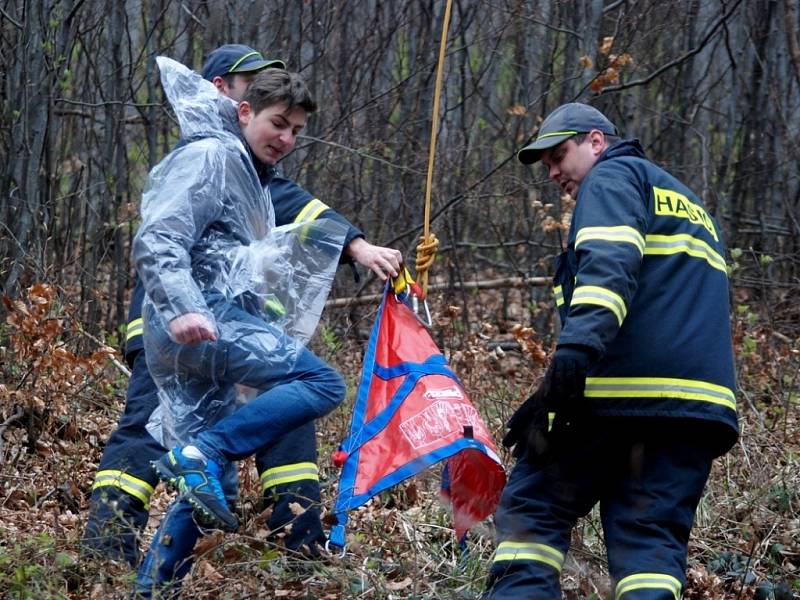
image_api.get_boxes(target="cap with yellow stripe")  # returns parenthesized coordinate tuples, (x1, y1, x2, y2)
(518, 102, 618, 165)
(202, 44, 286, 81)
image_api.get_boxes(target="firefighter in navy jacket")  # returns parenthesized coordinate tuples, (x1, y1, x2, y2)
(81, 45, 402, 566)
(486, 103, 738, 599)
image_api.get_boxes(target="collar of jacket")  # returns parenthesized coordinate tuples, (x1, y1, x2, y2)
(250, 153, 276, 186)
(595, 138, 646, 166)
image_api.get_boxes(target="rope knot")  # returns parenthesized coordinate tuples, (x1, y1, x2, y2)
(415, 233, 439, 275)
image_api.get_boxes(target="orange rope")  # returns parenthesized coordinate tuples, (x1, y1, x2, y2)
(417, 0, 453, 298)
(415, 233, 440, 275)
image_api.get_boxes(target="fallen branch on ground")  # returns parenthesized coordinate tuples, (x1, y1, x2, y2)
(326, 276, 550, 308)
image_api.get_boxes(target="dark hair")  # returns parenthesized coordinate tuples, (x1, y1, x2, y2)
(221, 73, 238, 88)
(572, 131, 619, 146)
(241, 68, 317, 114)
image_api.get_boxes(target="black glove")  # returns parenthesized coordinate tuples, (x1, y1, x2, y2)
(502, 386, 548, 452)
(542, 345, 593, 427)
(501, 345, 594, 457)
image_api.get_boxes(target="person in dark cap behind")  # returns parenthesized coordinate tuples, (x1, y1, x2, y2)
(484, 102, 738, 599)
(202, 43, 286, 98)
(82, 43, 402, 570)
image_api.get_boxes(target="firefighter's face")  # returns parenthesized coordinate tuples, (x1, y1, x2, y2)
(238, 102, 306, 165)
(541, 130, 607, 197)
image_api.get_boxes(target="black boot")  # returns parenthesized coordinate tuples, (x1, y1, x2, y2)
(81, 487, 148, 566)
(264, 480, 326, 556)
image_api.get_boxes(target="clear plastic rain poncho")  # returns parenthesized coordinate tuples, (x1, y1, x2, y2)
(134, 57, 346, 448)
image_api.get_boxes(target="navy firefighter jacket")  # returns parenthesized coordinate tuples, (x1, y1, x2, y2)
(554, 139, 739, 450)
(124, 172, 363, 364)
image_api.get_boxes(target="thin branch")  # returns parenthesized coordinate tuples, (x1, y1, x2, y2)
(297, 135, 425, 175)
(0, 5, 22, 29)
(596, 0, 746, 95)
(54, 97, 164, 109)
(74, 326, 131, 378)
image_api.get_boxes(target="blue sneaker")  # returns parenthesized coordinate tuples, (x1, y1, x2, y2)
(152, 448, 238, 531)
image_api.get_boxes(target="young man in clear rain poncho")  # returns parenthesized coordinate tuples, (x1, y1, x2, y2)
(132, 57, 350, 595)
(82, 44, 403, 568)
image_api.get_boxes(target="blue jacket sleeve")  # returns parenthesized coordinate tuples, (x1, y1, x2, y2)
(270, 176, 364, 253)
(558, 160, 650, 354)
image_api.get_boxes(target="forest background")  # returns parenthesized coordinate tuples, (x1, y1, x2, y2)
(0, 0, 798, 598)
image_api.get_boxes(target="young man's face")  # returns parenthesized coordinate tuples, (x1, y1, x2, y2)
(540, 130, 607, 197)
(238, 102, 307, 165)
(212, 73, 255, 101)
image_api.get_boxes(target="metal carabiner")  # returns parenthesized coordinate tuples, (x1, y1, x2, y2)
(407, 286, 433, 328)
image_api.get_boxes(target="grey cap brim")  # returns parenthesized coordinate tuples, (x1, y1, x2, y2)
(517, 132, 575, 164)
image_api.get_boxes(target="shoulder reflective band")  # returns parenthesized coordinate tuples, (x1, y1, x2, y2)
(92, 470, 155, 509)
(644, 234, 727, 273)
(571, 285, 627, 326)
(126, 317, 143, 342)
(260, 462, 319, 491)
(576, 225, 645, 256)
(616, 573, 681, 600)
(294, 198, 330, 224)
(493, 541, 565, 572)
(585, 377, 736, 411)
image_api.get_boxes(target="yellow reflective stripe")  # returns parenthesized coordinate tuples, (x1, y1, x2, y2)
(260, 462, 319, 490)
(293, 198, 330, 224)
(537, 130, 578, 140)
(585, 377, 736, 411)
(229, 50, 261, 72)
(547, 412, 555, 432)
(616, 573, 681, 600)
(653, 186, 718, 241)
(263, 296, 287, 317)
(494, 541, 565, 571)
(126, 318, 143, 342)
(644, 234, 727, 273)
(553, 285, 564, 307)
(92, 470, 154, 508)
(306, 203, 329, 222)
(571, 285, 627, 326)
(576, 226, 645, 256)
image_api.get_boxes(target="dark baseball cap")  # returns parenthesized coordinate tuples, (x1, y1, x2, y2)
(517, 102, 618, 164)
(201, 44, 286, 81)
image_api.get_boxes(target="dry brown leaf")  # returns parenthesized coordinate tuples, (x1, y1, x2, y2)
(288, 501, 306, 516)
(385, 577, 413, 590)
(193, 530, 226, 556)
(195, 559, 224, 582)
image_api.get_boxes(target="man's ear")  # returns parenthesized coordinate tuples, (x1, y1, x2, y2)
(211, 76, 226, 93)
(238, 100, 251, 125)
(589, 129, 608, 156)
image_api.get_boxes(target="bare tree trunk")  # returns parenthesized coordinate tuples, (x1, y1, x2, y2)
(782, 0, 800, 88)
(3, 0, 52, 296)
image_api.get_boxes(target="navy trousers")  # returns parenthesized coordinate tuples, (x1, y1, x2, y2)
(486, 419, 718, 599)
(135, 303, 344, 594)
